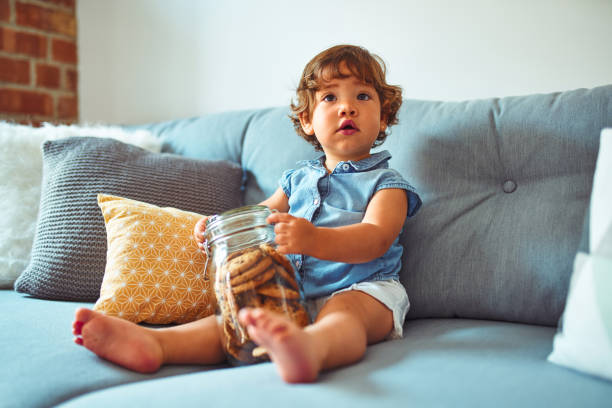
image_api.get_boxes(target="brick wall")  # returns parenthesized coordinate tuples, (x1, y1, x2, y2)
(0, 0, 77, 125)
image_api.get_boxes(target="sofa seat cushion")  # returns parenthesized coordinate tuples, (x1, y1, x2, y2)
(2, 289, 610, 408)
(58, 318, 612, 408)
(0, 290, 222, 408)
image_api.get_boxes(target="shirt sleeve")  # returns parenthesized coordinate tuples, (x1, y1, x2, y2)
(279, 168, 296, 198)
(375, 169, 422, 218)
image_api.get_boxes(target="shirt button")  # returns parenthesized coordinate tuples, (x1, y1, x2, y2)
(342, 163, 350, 171)
(503, 180, 517, 193)
(313, 198, 320, 205)
(295, 260, 301, 268)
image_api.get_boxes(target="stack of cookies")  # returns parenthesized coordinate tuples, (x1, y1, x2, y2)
(214, 243, 309, 365)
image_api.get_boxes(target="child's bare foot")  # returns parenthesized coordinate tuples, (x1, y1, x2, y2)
(73, 308, 163, 373)
(238, 307, 320, 383)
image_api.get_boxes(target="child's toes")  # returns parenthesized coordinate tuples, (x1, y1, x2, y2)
(74, 307, 96, 324)
(73, 320, 84, 335)
(270, 321, 289, 336)
(238, 308, 256, 326)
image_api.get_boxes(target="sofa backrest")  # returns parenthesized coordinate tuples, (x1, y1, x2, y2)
(139, 85, 612, 326)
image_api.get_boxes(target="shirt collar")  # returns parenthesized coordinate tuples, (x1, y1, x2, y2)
(298, 150, 392, 173)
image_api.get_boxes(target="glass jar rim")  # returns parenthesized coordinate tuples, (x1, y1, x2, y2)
(206, 205, 270, 227)
(204, 205, 273, 248)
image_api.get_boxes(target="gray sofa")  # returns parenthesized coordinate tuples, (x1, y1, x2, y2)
(2, 85, 611, 407)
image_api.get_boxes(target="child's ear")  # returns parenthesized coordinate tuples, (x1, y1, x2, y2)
(379, 101, 389, 133)
(299, 112, 315, 135)
(379, 113, 388, 133)
(380, 119, 387, 133)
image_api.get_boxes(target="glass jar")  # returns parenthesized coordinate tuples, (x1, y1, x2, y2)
(203, 205, 310, 365)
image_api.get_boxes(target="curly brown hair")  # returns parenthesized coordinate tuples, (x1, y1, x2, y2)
(290, 45, 403, 151)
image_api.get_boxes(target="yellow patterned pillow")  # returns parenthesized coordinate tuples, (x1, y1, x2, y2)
(93, 194, 216, 324)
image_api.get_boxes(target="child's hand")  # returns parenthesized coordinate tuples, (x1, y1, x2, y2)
(193, 216, 210, 252)
(266, 212, 318, 256)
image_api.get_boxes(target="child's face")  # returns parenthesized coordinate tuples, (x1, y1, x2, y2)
(299, 64, 386, 164)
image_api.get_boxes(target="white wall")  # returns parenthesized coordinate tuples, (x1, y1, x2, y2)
(77, 0, 612, 125)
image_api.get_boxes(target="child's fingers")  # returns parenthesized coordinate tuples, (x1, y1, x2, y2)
(266, 212, 293, 224)
(273, 221, 290, 235)
(193, 216, 209, 243)
(275, 244, 290, 255)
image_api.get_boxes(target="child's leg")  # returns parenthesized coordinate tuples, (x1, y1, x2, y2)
(73, 308, 225, 373)
(238, 290, 393, 383)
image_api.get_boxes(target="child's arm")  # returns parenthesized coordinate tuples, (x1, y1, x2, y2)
(267, 188, 408, 264)
(259, 187, 290, 213)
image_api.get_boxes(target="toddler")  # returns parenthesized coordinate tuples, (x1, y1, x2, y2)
(73, 44, 421, 383)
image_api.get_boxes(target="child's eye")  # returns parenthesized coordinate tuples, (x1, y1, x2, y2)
(357, 93, 371, 101)
(323, 94, 336, 102)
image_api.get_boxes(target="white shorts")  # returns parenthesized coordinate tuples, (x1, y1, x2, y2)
(305, 279, 410, 339)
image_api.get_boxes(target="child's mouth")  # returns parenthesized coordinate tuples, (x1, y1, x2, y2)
(338, 120, 358, 134)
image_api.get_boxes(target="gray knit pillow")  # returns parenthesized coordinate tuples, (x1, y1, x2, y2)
(14, 137, 243, 301)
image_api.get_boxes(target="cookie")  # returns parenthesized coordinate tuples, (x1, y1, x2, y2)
(260, 296, 310, 328)
(237, 289, 262, 309)
(289, 302, 310, 327)
(224, 246, 257, 263)
(260, 242, 294, 270)
(259, 244, 299, 290)
(257, 278, 301, 299)
(224, 248, 264, 278)
(223, 283, 248, 342)
(260, 295, 289, 314)
(275, 264, 300, 291)
(229, 255, 273, 287)
(232, 266, 276, 295)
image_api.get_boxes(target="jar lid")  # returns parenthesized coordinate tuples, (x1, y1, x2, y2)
(205, 205, 273, 247)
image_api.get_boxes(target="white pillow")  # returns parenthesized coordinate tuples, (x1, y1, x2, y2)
(0, 122, 161, 288)
(548, 128, 612, 381)
(590, 129, 612, 258)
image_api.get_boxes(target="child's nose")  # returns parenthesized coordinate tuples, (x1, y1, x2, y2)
(338, 100, 357, 116)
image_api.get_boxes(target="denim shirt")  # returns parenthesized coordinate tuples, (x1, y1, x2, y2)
(280, 150, 422, 299)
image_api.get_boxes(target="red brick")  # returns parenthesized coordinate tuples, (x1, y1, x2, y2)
(0, 56, 30, 84)
(0, 26, 15, 52)
(0, 27, 47, 58)
(39, 0, 75, 11)
(52, 38, 76, 63)
(0, 0, 10, 22)
(36, 63, 60, 88)
(0, 88, 54, 115)
(16, 30, 47, 58)
(16, 2, 76, 37)
(57, 94, 77, 119)
(65, 67, 77, 91)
